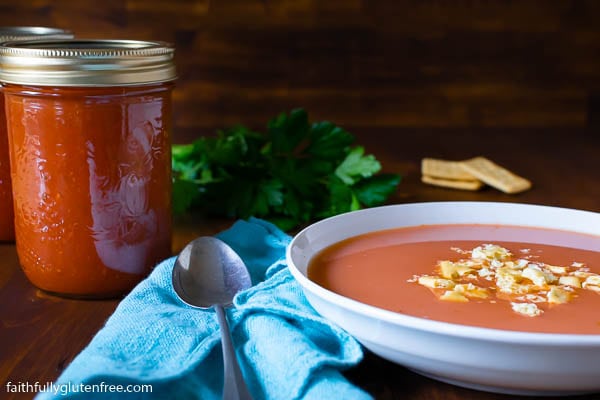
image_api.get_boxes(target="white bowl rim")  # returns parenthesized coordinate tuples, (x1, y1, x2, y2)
(286, 201, 600, 345)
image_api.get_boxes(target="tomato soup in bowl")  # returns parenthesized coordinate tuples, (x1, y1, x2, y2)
(286, 202, 600, 396)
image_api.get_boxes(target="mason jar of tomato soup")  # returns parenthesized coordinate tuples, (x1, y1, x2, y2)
(0, 40, 175, 297)
(0, 27, 72, 242)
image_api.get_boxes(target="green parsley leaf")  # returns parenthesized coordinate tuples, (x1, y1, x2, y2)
(172, 178, 200, 215)
(354, 174, 402, 207)
(335, 146, 381, 185)
(268, 108, 310, 154)
(307, 121, 354, 160)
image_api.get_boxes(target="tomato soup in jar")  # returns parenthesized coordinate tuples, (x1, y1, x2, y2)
(0, 27, 72, 242)
(0, 39, 176, 297)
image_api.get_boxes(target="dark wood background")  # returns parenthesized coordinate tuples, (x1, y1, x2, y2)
(0, 0, 599, 140)
(1, 3, 600, 399)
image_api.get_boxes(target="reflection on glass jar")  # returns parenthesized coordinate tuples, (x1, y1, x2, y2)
(0, 40, 175, 297)
(0, 27, 73, 242)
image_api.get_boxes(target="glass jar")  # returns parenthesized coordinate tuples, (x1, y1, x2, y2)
(0, 27, 73, 242)
(0, 39, 176, 297)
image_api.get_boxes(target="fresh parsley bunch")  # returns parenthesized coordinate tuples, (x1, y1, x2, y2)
(172, 108, 401, 231)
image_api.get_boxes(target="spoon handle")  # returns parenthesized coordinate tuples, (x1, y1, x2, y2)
(215, 304, 253, 400)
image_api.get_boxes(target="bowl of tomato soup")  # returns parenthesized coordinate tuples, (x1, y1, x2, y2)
(286, 202, 600, 396)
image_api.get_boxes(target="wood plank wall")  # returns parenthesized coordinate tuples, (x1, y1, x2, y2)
(0, 0, 599, 140)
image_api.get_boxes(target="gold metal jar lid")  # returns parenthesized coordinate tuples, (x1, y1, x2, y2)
(0, 26, 73, 43)
(0, 39, 176, 86)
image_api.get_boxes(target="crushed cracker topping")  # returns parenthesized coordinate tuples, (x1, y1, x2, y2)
(409, 244, 598, 317)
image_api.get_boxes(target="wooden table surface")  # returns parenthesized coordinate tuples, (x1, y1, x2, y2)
(1, 127, 599, 399)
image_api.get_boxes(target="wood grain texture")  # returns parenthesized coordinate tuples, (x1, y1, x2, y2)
(0, 0, 599, 138)
(0, 2, 599, 398)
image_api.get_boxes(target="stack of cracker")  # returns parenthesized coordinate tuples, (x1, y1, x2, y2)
(421, 157, 532, 194)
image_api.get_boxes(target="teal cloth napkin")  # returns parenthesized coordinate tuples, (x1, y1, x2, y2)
(37, 218, 371, 400)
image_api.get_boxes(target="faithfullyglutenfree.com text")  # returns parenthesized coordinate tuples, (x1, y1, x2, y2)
(5, 381, 153, 396)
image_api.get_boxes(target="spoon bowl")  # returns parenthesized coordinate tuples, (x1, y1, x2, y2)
(172, 236, 253, 400)
(172, 236, 252, 308)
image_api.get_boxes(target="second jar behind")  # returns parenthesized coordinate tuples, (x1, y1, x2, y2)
(0, 39, 176, 297)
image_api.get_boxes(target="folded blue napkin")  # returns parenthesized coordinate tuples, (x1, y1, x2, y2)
(37, 218, 371, 400)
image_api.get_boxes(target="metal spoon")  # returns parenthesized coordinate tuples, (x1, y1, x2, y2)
(172, 236, 253, 400)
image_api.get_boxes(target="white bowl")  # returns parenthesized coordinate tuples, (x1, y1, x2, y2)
(286, 202, 600, 396)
